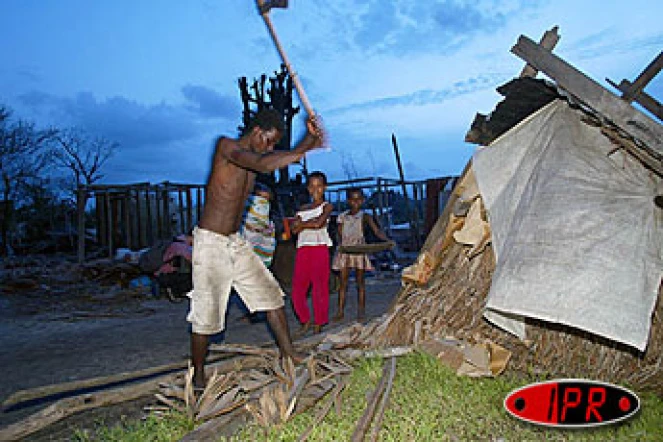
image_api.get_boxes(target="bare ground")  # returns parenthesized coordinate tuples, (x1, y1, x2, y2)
(0, 255, 402, 441)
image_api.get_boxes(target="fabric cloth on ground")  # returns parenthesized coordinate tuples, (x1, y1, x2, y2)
(156, 240, 192, 275)
(473, 99, 663, 351)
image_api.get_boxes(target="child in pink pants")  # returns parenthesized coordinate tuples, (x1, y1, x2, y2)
(290, 171, 333, 334)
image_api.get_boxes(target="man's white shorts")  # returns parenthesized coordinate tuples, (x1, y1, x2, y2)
(186, 227, 284, 335)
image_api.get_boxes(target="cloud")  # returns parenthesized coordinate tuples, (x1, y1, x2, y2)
(181, 84, 240, 119)
(349, 0, 534, 56)
(327, 72, 504, 115)
(17, 90, 202, 148)
(16, 68, 42, 84)
(431, 2, 506, 34)
(566, 30, 663, 60)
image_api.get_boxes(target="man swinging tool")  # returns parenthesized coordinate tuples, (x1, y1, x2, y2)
(188, 110, 324, 390)
(188, 1, 328, 391)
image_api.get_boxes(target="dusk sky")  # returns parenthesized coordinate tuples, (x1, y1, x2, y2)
(1, 0, 661, 186)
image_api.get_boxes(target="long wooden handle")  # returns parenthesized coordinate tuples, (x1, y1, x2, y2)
(260, 12, 315, 116)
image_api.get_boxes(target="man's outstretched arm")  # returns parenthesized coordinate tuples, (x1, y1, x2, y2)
(223, 116, 324, 173)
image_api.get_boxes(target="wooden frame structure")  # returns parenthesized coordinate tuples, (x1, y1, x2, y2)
(76, 181, 205, 262)
(325, 176, 458, 251)
(511, 34, 663, 174)
(75, 175, 458, 262)
(607, 51, 663, 122)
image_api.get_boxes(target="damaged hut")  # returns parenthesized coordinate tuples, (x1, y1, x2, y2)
(368, 30, 663, 392)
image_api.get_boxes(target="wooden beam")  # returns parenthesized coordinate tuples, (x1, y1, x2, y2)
(123, 192, 131, 248)
(519, 26, 560, 78)
(186, 188, 193, 232)
(621, 51, 663, 103)
(391, 133, 420, 250)
(607, 78, 663, 122)
(162, 185, 170, 239)
(145, 187, 153, 245)
(511, 35, 663, 164)
(134, 189, 143, 248)
(327, 177, 378, 187)
(178, 187, 185, 233)
(76, 187, 86, 264)
(105, 192, 113, 258)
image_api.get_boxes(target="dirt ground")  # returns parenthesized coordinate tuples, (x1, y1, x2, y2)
(0, 254, 404, 441)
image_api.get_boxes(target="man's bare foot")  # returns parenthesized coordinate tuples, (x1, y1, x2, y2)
(314, 324, 322, 334)
(332, 313, 344, 322)
(357, 309, 366, 322)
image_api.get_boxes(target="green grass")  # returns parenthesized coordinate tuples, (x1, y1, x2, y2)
(75, 352, 663, 441)
(72, 411, 193, 442)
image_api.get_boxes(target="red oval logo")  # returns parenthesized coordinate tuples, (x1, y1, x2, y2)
(504, 379, 640, 428)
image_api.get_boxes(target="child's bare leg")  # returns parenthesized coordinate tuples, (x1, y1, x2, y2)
(191, 333, 210, 389)
(266, 307, 306, 363)
(333, 267, 349, 321)
(356, 269, 366, 321)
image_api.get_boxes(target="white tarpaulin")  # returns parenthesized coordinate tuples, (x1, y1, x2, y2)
(473, 100, 663, 351)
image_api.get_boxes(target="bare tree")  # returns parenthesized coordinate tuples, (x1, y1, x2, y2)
(0, 106, 57, 254)
(53, 127, 118, 191)
(340, 150, 359, 180)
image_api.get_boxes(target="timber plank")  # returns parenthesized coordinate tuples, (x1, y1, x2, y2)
(511, 35, 663, 162)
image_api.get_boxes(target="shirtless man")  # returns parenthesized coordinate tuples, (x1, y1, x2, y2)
(188, 109, 323, 388)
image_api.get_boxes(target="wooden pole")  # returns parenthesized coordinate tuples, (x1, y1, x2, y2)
(391, 133, 419, 250)
(95, 193, 103, 246)
(105, 192, 113, 258)
(145, 186, 153, 246)
(76, 186, 86, 263)
(412, 183, 421, 246)
(620, 51, 663, 103)
(178, 187, 185, 234)
(163, 185, 171, 238)
(186, 188, 193, 233)
(257, 4, 314, 117)
(123, 192, 131, 248)
(376, 179, 383, 220)
(519, 26, 560, 78)
(134, 189, 142, 249)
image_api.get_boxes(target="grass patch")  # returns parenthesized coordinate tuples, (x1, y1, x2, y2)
(75, 352, 663, 441)
(72, 411, 192, 442)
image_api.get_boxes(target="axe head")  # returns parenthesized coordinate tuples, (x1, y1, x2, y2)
(258, 0, 289, 14)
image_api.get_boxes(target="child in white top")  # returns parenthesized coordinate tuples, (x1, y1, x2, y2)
(290, 171, 333, 334)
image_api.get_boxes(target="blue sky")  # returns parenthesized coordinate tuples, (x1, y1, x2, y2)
(1, 0, 661, 185)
